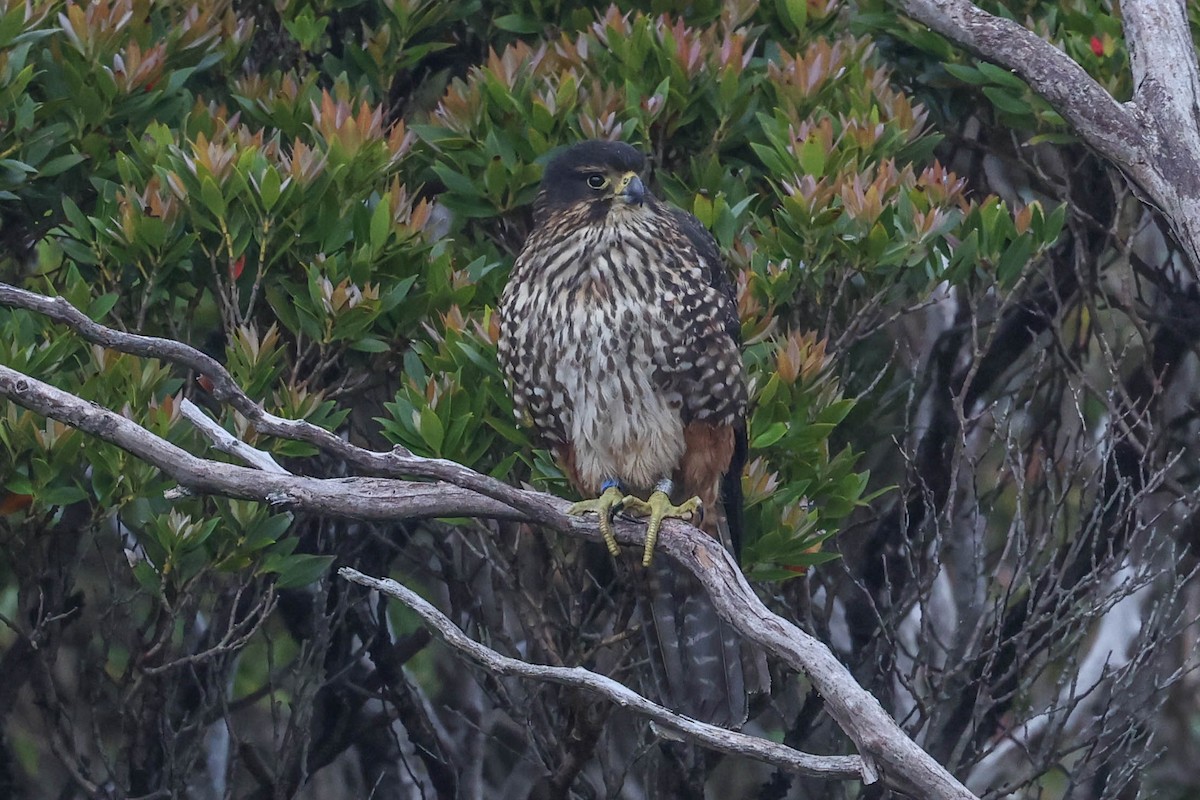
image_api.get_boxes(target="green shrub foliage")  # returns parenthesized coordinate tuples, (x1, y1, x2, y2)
(0, 0, 1061, 584)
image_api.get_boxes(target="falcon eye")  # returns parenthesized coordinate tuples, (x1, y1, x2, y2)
(586, 174, 608, 190)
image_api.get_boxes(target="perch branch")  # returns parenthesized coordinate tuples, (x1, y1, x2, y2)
(0, 284, 979, 799)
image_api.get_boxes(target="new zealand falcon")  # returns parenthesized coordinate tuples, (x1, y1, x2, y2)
(498, 140, 747, 565)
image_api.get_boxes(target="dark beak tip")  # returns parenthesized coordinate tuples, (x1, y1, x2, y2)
(624, 176, 647, 204)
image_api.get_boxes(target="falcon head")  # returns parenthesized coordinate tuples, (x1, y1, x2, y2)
(533, 140, 649, 224)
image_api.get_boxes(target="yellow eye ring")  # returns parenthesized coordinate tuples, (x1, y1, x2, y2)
(587, 174, 607, 189)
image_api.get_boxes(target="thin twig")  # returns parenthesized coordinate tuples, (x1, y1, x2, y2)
(180, 398, 290, 474)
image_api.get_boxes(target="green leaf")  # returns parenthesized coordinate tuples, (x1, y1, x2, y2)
(751, 421, 788, 449)
(1, 158, 36, 177)
(432, 163, 484, 197)
(38, 485, 88, 506)
(779, 0, 807, 32)
(131, 560, 161, 591)
(866, 222, 888, 260)
(259, 166, 281, 210)
(750, 142, 789, 179)
(692, 194, 714, 227)
(982, 86, 1032, 116)
(60, 196, 90, 234)
(243, 513, 294, 550)
(995, 235, 1034, 286)
(283, 7, 328, 51)
(181, 518, 221, 550)
(88, 293, 119, 320)
(0, 4, 27, 48)
(1028, 131, 1078, 146)
(38, 153, 86, 178)
(494, 14, 542, 34)
(942, 63, 985, 85)
(977, 61, 1028, 91)
(418, 407, 445, 453)
(4, 476, 33, 495)
(816, 398, 855, 426)
(58, 239, 97, 265)
(756, 373, 782, 407)
(369, 196, 391, 254)
(1043, 203, 1067, 242)
(747, 567, 803, 582)
(271, 554, 334, 589)
(351, 336, 391, 353)
(379, 276, 418, 311)
(200, 176, 226, 219)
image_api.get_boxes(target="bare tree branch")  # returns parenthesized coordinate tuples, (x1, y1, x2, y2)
(0, 361, 978, 797)
(0, 364, 521, 522)
(180, 398, 289, 474)
(894, 0, 1139, 161)
(889, 0, 1200, 269)
(0, 281, 559, 528)
(0, 284, 981, 799)
(1123, 1, 1200, 143)
(338, 567, 862, 780)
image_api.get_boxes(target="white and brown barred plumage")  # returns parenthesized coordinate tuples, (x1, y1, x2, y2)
(497, 141, 765, 728)
(497, 140, 746, 541)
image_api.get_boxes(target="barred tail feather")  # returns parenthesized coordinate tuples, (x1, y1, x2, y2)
(636, 552, 767, 728)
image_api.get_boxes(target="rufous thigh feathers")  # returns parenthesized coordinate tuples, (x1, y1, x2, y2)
(677, 422, 735, 537)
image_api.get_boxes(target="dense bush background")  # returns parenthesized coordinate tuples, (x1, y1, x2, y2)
(1, 0, 1197, 798)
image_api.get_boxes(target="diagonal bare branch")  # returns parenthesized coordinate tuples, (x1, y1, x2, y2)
(891, 0, 1140, 164)
(0, 283, 980, 799)
(0, 281, 558, 527)
(0, 364, 881, 786)
(0, 364, 521, 522)
(180, 398, 290, 474)
(338, 567, 863, 780)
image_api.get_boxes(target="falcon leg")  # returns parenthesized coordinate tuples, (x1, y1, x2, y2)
(621, 479, 701, 566)
(567, 481, 625, 556)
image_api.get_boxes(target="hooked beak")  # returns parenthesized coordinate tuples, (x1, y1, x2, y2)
(619, 174, 646, 205)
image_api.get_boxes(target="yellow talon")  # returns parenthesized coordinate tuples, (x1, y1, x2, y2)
(620, 491, 700, 566)
(568, 485, 626, 556)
